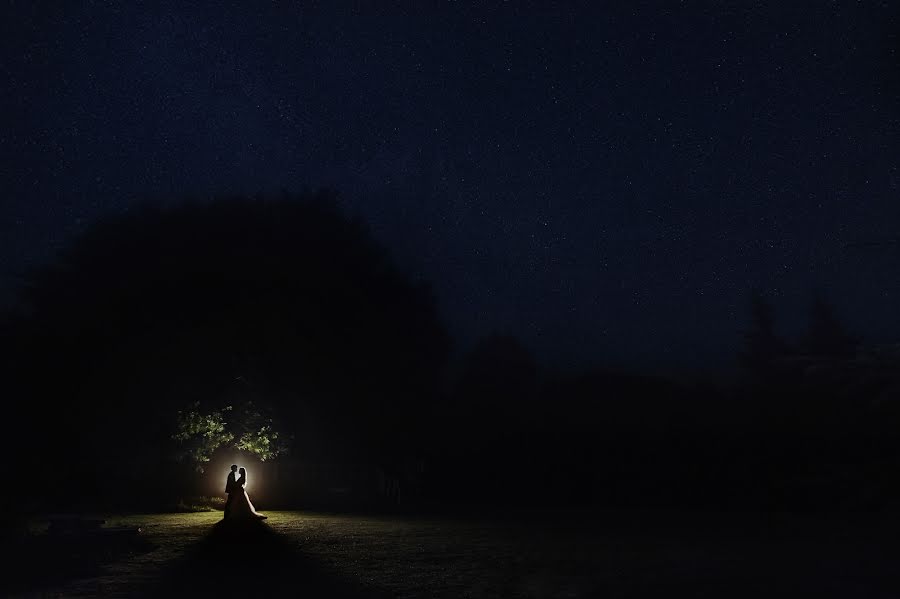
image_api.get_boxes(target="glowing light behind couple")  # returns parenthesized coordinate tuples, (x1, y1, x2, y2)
(211, 453, 264, 497)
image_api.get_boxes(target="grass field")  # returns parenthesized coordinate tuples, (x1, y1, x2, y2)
(13, 509, 900, 597)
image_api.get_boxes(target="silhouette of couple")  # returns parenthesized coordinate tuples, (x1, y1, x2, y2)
(224, 465, 267, 521)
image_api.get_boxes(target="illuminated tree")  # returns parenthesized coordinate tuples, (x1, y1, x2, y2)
(232, 401, 289, 461)
(172, 401, 289, 472)
(172, 403, 234, 471)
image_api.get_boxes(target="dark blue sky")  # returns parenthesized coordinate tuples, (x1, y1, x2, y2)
(3, 2, 899, 373)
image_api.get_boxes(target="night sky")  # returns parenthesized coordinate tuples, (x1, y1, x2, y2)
(3, 2, 899, 373)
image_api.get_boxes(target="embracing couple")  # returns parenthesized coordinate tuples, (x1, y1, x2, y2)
(224, 464, 267, 520)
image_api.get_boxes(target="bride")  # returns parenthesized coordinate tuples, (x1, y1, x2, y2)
(228, 467, 268, 520)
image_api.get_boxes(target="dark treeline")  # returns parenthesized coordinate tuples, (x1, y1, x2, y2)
(3, 192, 900, 522)
(429, 326, 900, 512)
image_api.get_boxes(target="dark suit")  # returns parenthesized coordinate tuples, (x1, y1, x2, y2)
(224, 471, 238, 518)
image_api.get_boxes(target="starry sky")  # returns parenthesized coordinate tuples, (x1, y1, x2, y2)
(3, 2, 899, 373)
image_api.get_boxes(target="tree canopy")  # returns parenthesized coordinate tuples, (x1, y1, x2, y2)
(9, 191, 450, 506)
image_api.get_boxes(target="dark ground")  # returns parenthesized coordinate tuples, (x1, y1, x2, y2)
(7, 510, 900, 598)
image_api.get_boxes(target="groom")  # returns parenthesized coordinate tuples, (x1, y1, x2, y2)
(224, 464, 239, 518)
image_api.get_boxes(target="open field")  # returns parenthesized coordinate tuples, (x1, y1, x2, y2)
(9, 510, 900, 597)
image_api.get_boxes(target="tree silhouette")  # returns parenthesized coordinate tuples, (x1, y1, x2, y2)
(10, 191, 450, 508)
(739, 292, 790, 379)
(803, 295, 857, 358)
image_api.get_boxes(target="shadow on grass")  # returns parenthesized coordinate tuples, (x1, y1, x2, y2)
(2, 529, 154, 596)
(148, 519, 382, 598)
